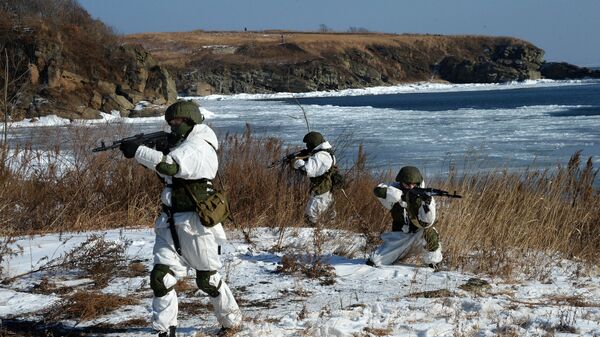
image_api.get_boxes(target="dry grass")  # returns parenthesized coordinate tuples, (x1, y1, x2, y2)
(436, 151, 599, 278)
(46, 291, 139, 321)
(0, 128, 598, 279)
(362, 326, 393, 336)
(124, 30, 528, 69)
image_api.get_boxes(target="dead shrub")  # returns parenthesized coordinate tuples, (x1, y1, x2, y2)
(125, 261, 147, 278)
(52, 234, 130, 288)
(363, 326, 393, 336)
(178, 300, 213, 318)
(276, 254, 336, 285)
(174, 277, 197, 296)
(46, 291, 138, 322)
(409, 289, 456, 298)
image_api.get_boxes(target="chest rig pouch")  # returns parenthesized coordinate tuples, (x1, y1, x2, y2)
(173, 177, 231, 228)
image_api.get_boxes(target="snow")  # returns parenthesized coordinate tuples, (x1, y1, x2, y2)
(0, 106, 211, 130)
(1, 227, 599, 336)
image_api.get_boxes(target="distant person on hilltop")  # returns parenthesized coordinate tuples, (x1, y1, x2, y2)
(291, 131, 338, 225)
(366, 166, 443, 270)
(119, 101, 241, 337)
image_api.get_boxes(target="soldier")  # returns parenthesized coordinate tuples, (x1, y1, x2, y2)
(119, 101, 242, 337)
(292, 131, 337, 225)
(366, 166, 443, 269)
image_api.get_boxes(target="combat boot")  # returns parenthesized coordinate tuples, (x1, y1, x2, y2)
(217, 326, 240, 336)
(158, 326, 176, 337)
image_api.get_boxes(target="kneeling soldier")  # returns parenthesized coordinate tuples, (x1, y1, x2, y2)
(367, 166, 443, 269)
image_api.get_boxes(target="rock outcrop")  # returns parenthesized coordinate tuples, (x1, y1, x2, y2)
(540, 62, 600, 80)
(436, 45, 544, 83)
(126, 32, 546, 96)
(1, 3, 177, 120)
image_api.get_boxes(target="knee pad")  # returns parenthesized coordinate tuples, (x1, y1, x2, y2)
(150, 264, 177, 297)
(196, 270, 222, 297)
(423, 227, 440, 252)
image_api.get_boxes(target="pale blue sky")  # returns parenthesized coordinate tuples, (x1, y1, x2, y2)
(78, 0, 600, 66)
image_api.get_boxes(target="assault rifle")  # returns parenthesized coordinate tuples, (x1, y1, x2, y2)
(268, 149, 310, 168)
(408, 187, 462, 199)
(92, 131, 172, 153)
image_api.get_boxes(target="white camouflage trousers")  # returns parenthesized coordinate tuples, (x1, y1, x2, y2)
(369, 229, 442, 266)
(152, 270, 242, 332)
(305, 191, 335, 224)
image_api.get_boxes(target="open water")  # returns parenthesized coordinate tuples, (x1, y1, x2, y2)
(199, 80, 600, 175)
(5, 80, 600, 177)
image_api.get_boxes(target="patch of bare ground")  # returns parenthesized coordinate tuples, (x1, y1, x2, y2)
(409, 288, 457, 298)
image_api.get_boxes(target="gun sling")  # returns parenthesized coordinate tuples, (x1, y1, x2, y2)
(163, 205, 183, 256)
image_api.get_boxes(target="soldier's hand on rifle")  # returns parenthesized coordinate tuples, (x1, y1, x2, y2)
(119, 138, 144, 159)
(421, 193, 432, 205)
(292, 158, 305, 170)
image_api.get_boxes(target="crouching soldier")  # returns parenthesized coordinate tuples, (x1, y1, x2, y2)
(291, 131, 337, 225)
(367, 166, 443, 269)
(119, 101, 242, 337)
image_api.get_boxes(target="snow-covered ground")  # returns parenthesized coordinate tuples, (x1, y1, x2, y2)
(1, 228, 599, 336)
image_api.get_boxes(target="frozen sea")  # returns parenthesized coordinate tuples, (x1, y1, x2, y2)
(199, 79, 600, 174)
(4, 79, 600, 176)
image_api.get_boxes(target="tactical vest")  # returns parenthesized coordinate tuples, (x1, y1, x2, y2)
(308, 149, 335, 195)
(390, 190, 424, 232)
(170, 178, 213, 213)
(166, 136, 218, 212)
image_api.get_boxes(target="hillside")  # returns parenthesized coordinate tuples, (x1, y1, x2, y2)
(0, 0, 176, 120)
(125, 31, 545, 95)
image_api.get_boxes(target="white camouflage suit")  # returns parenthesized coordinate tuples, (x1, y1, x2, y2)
(134, 124, 242, 332)
(293, 141, 335, 224)
(369, 181, 443, 266)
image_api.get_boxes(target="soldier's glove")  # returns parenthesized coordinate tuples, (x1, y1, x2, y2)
(119, 138, 143, 159)
(421, 193, 432, 205)
(293, 159, 305, 170)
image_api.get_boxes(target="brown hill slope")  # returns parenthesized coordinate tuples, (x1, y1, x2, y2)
(0, 0, 176, 120)
(125, 31, 545, 95)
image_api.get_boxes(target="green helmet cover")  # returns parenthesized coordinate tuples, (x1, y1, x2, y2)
(303, 131, 325, 150)
(165, 101, 204, 124)
(396, 166, 423, 185)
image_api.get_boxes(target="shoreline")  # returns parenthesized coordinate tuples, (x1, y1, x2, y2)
(1, 78, 598, 129)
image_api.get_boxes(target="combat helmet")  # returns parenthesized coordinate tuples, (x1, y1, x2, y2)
(395, 166, 423, 185)
(302, 131, 325, 151)
(165, 100, 204, 124)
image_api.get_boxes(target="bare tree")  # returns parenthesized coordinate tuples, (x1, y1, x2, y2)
(348, 26, 370, 33)
(318, 24, 332, 33)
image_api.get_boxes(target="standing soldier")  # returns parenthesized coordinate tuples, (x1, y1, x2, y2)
(119, 101, 242, 337)
(366, 166, 443, 269)
(291, 131, 337, 225)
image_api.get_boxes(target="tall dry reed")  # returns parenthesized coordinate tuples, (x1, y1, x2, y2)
(1, 127, 598, 278)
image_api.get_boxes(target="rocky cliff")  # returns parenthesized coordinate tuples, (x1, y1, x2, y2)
(126, 32, 546, 96)
(0, 1, 176, 121)
(540, 62, 600, 80)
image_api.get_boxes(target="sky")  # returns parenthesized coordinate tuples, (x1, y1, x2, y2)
(77, 0, 600, 67)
